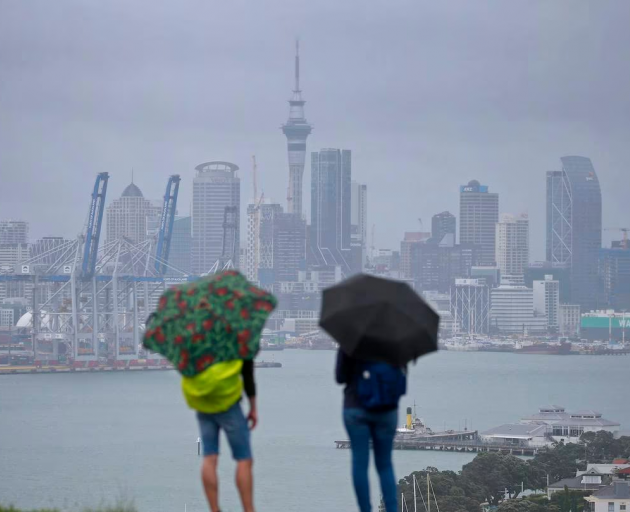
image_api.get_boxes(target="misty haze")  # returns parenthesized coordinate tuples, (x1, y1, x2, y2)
(1, 2, 629, 512)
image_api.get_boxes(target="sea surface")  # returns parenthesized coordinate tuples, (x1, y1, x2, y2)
(0, 350, 628, 512)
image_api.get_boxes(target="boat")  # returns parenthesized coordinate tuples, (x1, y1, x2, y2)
(254, 360, 282, 368)
(396, 404, 433, 440)
(513, 341, 573, 355)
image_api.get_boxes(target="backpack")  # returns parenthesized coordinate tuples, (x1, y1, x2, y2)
(355, 361, 407, 410)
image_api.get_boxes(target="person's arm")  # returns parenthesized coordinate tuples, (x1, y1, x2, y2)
(241, 360, 257, 430)
(335, 349, 349, 384)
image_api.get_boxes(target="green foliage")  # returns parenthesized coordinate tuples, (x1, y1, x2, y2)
(397, 436, 630, 512)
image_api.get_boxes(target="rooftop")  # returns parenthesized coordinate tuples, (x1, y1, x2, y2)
(121, 183, 143, 198)
(481, 423, 548, 438)
(591, 482, 630, 500)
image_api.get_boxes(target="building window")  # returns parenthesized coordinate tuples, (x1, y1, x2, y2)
(620, 505, 626, 511)
(609, 503, 615, 512)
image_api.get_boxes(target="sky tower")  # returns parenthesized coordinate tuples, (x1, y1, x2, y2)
(282, 40, 312, 218)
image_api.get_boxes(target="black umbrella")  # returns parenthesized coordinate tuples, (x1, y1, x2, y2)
(319, 274, 439, 366)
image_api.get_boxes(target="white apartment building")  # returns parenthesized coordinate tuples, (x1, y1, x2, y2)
(533, 275, 560, 331)
(495, 213, 529, 277)
(490, 281, 547, 334)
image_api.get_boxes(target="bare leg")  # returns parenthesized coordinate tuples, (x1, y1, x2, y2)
(235, 459, 255, 512)
(201, 455, 220, 512)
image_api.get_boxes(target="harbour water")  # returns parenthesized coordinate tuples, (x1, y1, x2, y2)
(1, 350, 628, 512)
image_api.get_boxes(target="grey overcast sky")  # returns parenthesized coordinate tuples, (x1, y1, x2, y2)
(1, 1, 629, 259)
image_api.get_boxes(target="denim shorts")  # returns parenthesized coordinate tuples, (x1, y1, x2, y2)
(196, 401, 252, 460)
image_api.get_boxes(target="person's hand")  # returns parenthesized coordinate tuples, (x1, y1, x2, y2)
(247, 408, 258, 430)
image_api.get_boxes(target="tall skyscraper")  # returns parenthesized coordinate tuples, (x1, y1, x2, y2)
(106, 182, 161, 245)
(192, 161, 240, 274)
(533, 275, 560, 331)
(431, 211, 456, 244)
(350, 181, 367, 273)
(546, 156, 602, 310)
(246, 202, 283, 284)
(166, 216, 192, 276)
(273, 212, 307, 282)
(599, 241, 630, 311)
(495, 213, 529, 277)
(459, 180, 499, 266)
(309, 149, 352, 275)
(282, 41, 312, 218)
(0, 220, 29, 245)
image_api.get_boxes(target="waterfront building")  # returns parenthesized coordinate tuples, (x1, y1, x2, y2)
(192, 161, 240, 274)
(105, 181, 161, 245)
(559, 304, 581, 337)
(599, 241, 630, 311)
(521, 406, 620, 442)
(525, 262, 572, 303)
(490, 280, 547, 334)
(282, 41, 312, 218)
(166, 216, 192, 276)
(546, 156, 602, 311)
(495, 213, 529, 277)
(459, 180, 499, 266)
(580, 310, 630, 342)
(0, 220, 29, 245)
(431, 211, 456, 244)
(309, 149, 352, 275)
(533, 275, 560, 331)
(482, 406, 621, 449)
(424, 291, 455, 338)
(450, 279, 490, 334)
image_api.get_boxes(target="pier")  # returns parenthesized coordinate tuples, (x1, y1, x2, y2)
(335, 436, 540, 456)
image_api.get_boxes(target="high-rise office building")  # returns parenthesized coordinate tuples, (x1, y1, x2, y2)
(495, 213, 529, 277)
(0, 220, 29, 245)
(599, 241, 630, 311)
(431, 211, 456, 244)
(106, 182, 161, 245)
(350, 181, 367, 274)
(490, 280, 547, 334)
(273, 212, 307, 282)
(282, 42, 312, 218)
(166, 216, 192, 276)
(192, 162, 240, 274)
(459, 180, 499, 266)
(246, 203, 283, 284)
(533, 275, 560, 331)
(546, 156, 602, 310)
(309, 149, 352, 275)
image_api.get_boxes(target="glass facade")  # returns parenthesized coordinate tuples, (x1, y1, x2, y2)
(546, 156, 602, 311)
(309, 149, 352, 275)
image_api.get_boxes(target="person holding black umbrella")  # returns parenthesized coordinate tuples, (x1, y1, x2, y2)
(321, 274, 439, 512)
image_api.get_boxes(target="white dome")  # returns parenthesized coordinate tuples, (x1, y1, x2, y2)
(16, 311, 52, 329)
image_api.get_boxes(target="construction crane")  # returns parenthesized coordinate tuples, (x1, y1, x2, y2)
(154, 174, 181, 275)
(604, 228, 629, 250)
(81, 172, 109, 279)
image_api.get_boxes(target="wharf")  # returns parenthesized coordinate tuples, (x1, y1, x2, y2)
(0, 360, 282, 375)
(335, 432, 540, 456)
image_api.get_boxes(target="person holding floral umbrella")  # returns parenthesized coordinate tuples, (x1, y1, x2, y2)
(143, 270, 277, 512)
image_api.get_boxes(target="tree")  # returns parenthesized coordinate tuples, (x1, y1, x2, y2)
(461, 453, 532, 505)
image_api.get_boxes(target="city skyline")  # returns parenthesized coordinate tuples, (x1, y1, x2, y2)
(2, 2, 629, 257)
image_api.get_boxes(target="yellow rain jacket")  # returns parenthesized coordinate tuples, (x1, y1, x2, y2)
(181, 360, 243, 414)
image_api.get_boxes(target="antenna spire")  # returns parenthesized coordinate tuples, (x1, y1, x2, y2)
(294, 38, 300, 93)
(131, 167, 134, 184)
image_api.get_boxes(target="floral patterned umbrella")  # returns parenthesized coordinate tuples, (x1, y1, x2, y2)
(143, 270, 277, 377)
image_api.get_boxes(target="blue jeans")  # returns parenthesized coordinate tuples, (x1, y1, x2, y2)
(343, 407, 398, 512)
(197, 401, 252, 460)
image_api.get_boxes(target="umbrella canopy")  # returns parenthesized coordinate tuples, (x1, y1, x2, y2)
(143, 270, 277, 377)
(319, 274, 439, 366)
